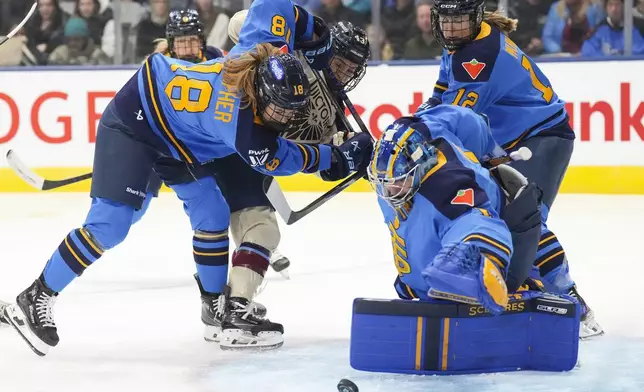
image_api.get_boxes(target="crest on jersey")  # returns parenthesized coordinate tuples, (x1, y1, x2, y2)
(451, 188, 474, 206)
(462, 59, 486, 80)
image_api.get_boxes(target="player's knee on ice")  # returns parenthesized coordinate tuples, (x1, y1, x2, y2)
(82, 197, 136, 250)
(230, 207, 281, 252)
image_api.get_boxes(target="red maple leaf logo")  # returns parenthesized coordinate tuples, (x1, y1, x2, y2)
(278, 44, 289, 54)
(462, 59, 486, 80)
(451, 188, 474, 206)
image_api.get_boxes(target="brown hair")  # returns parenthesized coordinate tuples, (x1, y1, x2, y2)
(483, 11, 518, 35)
(222, 43, 282, 110)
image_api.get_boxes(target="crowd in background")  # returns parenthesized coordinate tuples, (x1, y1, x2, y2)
(0, 0, 643, 66)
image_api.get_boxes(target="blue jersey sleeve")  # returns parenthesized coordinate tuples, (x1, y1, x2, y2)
(228, 109, 332, 176)
(417, 139, 512, 272)
(432, 50, 450, 100)
(229, 0, 313, 56)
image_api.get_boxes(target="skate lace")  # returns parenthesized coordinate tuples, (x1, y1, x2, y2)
(36, 292, 57, 328)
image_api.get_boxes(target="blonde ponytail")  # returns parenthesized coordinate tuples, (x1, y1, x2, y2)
(483, 11, 519, 35)
(222, 43, 282, 110)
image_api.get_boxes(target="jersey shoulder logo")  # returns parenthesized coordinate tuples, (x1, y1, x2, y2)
(461, 59, 486, 80)
(451, 188, 474, 206)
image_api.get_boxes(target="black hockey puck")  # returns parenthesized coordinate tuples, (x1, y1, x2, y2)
(337, 378, 358, 392)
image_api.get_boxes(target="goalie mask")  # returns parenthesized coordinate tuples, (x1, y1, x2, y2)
(256, 53, 310, 132)
(329, 21, 370, 91)
(368, 118, 439, 208)
(431, 0, 485, 51)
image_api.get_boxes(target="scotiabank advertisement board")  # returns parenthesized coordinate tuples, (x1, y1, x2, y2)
(0, 60, 642, 193)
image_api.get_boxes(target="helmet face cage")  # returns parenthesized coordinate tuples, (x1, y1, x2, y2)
(256, 54, 310, 132)
(330, 22, 371, 92)
(367, 125, 439, 208)
(167, 9, 206, 62)
(431, 0, 485, 51)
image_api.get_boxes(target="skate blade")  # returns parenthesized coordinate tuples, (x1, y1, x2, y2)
(219, 329, 284, 351)
(203, 324, 222, 343)
(4, 305, 51, 356)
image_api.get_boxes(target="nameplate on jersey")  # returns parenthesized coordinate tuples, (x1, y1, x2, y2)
(349, 292, 580, 376)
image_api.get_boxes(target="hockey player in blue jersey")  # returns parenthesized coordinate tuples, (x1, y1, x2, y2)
(424, 0, 603, 338)
(3, 45, 373, 356)
(228, 0, 333, 71)
(367, 108, 545, 315)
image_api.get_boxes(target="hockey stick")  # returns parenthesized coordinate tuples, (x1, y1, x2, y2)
(264, 72, 373, 225)
(5, 150, 93, 190)
(0, 2, 37, 47)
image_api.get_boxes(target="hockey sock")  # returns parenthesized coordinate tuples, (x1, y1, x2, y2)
(42, 198, 135, 293)
(193, 229, 230, 294)
(534, 229, 574, 293)
(229, 242, 271, 300)
(42, 228, 104, 293)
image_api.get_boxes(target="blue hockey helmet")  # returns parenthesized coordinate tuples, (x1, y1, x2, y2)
(367, 118, 439, 208)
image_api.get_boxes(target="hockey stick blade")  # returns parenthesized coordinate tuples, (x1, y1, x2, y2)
(6, 150, 93, 190)
(264, 171, 364, 225)
(0, 2, 37, 47)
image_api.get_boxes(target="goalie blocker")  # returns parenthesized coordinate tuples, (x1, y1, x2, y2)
(350, 291, 580, 375)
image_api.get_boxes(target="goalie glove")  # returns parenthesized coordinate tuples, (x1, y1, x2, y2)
(422, 242, 509, 315)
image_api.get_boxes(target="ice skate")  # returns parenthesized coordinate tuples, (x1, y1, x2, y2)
(219, 295, 284, 351)
(269, 249, 291, 279)
(568, 285, 604, 339)
(195, 274, 267, 342)
(4, 277, 59, 356)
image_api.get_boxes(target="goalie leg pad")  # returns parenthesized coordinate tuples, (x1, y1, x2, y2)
(349, 292, 580, 376)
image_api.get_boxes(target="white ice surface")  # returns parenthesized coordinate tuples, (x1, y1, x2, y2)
(0, 193, 643, 392)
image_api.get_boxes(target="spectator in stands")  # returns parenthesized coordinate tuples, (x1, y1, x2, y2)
(24, 0, 69, 59)
(382, 0, 416, 60)
(0, 1, 32, 35)
(136, 0, 170, 61)
(634, 0, 644, 36)
(48, 16, 110, 64)
(581, 0, 644, 55)
(542, 0, 604, 55)
(403, 0, 442, 60)
(101, 0, 146, 60)
(314, 0, 367, 29)
(195, 0, 231, 50)
(344, 0, 372, 22)
(509, 0, 552, 56)
(74, 0, 110, 46)
(0, 20, 42, 66)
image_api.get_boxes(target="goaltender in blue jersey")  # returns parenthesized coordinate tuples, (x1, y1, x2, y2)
(354, 105, 582, 376)
(367, 105, 544, 314)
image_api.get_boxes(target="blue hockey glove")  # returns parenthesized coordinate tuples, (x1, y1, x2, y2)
(422, 242, 509, 315)
(319, 132, 373, 181)
(296, 16, 333, 70)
